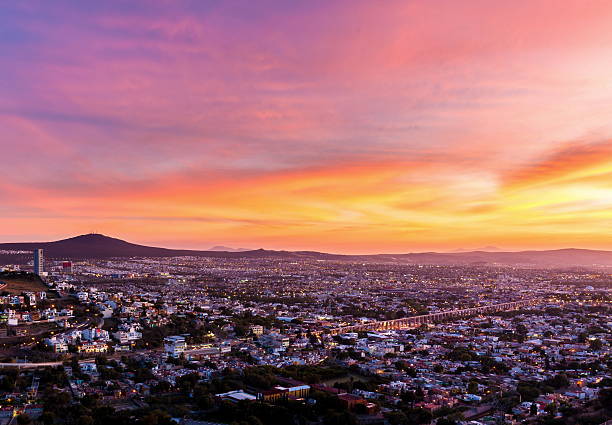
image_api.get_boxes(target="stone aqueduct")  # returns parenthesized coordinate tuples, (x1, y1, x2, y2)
(323, 299, 539, 336)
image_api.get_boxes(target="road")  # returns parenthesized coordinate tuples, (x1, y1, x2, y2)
(0, 359, 96, 368)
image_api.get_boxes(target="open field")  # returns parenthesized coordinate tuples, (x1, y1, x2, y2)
(0, 271, 48, 295)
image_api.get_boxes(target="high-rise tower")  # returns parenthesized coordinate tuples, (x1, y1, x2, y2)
(33, 249, 44, 275)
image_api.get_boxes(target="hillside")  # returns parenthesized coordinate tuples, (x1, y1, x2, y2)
(0, 271, 48, 295)
(377, 249, 612, 267)
(0, 234, 349, 261)
(0, 234, 611, 268)
(0, 234, 202, 259)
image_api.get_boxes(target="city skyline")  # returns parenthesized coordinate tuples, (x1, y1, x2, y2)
(2, 1, 612, 253)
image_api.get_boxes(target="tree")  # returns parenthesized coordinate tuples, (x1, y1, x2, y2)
(39, 412, 55, 425)
(415, 386, 425, 401)
(516, 323, 528, 335)
(354, 403, 369, 415)
(395, 361, 417, 377)
(405, 408, 433, 424)
(385, 411, 409, 425)
(599, 387, 612, 411)
(517, 382, 540, 401)
(544, 374, 569, 389)
(514, 324, 528, 342)
(323, 411, 357, 425)
(545, 402, 558, 416)
(140, 410, 174, 425)
(245, 416, 264, 425)
(196, 392, 215, 409)
(77, 416, 94, 425)
(16, 414, 32, 425)
(400, 390, 416, 406)
(589, 338, 603, 351)
(467, 381, 478, 394)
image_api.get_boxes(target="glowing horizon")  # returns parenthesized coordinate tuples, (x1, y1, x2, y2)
(2, 1, 612, 253)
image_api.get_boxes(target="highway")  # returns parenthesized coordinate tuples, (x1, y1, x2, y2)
(0, 359, 95, 369)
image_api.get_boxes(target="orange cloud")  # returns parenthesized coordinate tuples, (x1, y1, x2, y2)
(3, 1, 612, 251)
(504, 140, 612, 189)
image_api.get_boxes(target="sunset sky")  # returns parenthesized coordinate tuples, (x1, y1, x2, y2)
(1, 0, 612, 253)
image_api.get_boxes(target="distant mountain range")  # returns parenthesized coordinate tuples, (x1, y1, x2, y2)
(1, 233, 611, 268)
(451, 246, 502, 253)
(208, 245, 251, 252)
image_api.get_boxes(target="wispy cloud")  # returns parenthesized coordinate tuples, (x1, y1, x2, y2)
(1, 0, 612, 251)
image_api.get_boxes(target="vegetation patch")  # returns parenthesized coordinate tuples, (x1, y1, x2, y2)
(0, 271, 48, 295)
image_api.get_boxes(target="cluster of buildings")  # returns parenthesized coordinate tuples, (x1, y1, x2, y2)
(0, 253, 608, 424)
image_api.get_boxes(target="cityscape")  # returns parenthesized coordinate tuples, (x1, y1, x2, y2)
(1, 1, 612, 425)
(0, 238, 609, 425)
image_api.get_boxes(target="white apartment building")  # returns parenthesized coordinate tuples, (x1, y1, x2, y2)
(164, 335, 187, 357)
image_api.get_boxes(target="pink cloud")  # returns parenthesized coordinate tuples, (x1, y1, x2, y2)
(2, 0, 612, 249)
